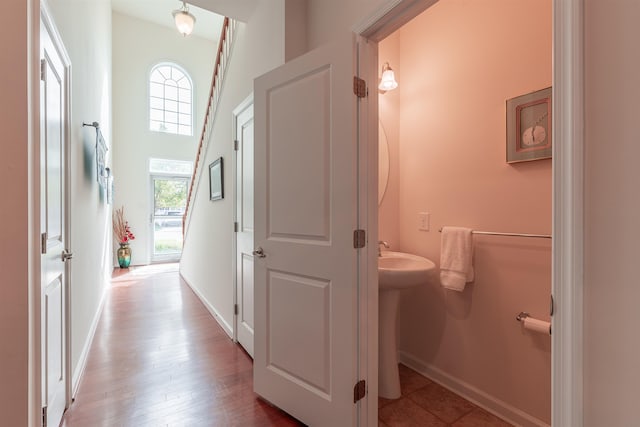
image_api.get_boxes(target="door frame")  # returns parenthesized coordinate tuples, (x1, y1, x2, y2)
(353, 0, 584, 425)
(34, 0, 74, 422)
(232, 93, 254, 345)
(149, 173, 191, 263)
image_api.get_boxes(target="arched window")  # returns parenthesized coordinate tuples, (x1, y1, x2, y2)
(149, 63, 193, 136)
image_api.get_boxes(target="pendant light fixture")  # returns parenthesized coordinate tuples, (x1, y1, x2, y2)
(378, 62, 398, 92)
(172, 1, 196, 37)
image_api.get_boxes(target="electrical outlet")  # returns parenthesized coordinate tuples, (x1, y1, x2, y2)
(419, 212, 430, 231)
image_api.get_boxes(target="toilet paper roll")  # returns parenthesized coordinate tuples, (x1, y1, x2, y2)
(523, 317, 551, 335)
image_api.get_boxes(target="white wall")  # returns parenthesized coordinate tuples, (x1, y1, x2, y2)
(46, 0, 114, 389)
(285, 0, 308, 61)
(584, 1, 640, 425)
(180, 0, 286, 335)
(112, 13, 215, 266)
(307, 0, 390, 49)
(0, 2, 30, 424)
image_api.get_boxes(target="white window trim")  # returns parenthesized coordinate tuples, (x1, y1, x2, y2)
(148, 61, 195, 136)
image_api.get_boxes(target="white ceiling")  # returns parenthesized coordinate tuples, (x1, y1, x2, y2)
(111, 0, 225, 41)
(187, 0, 259, 22)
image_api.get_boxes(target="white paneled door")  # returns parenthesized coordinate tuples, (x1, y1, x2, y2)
(254, 34, 364, 425)
(41, 8, 71, 427)
(234, 96, 255, 357)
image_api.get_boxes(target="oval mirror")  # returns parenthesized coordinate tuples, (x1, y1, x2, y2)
(378, 121, 390, 205)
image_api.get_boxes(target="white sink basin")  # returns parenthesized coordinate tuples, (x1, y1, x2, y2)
(378, 251, 435, 290)
(377, 251, 436, 399)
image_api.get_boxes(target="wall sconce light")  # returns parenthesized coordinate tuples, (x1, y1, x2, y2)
(378, 62, 398, 93)
(172, 1, 196, 37)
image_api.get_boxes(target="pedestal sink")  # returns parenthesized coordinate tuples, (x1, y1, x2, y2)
(378, 251, 435, 399)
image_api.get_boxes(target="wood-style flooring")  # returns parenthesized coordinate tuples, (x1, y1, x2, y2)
(61, 263, 513, 427)
(61, 264, 302, 427)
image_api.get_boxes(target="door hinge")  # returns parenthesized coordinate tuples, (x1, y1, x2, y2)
(42, 406, 47, 427)
(550, 295, 555, 316)
(353, 229, 366, 249)
(234, 139, 239, 151)
(40, 59, 46, 81)
(41, 232, 47, 254)
(353, 76, 367, 98)
(234, 222, 239, 232)
(234, 304, 239, 315)
(353, 380, 366, 403)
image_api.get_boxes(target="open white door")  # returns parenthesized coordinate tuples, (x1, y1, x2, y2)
(234, 96, 255, 357)
(254, 34, 364, 425)
(40, 7, 71, 427)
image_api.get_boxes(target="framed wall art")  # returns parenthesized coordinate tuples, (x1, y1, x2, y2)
(506, 87, 552, 163)
(209, 157, 224, 201)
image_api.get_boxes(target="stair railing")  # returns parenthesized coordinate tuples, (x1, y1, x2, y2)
(183, 17, 236, 236)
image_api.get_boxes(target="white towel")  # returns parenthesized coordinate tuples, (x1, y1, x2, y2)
(440, 226, 474, 291)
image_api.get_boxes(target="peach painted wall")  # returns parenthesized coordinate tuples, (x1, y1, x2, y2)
(378, 30, 401, 247)
(381, 0, 552, 423)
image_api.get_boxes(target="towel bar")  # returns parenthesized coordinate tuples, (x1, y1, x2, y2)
(438, 228, 551, 239)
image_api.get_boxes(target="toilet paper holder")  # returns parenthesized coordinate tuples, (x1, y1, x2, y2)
(516, 311, 552, 335)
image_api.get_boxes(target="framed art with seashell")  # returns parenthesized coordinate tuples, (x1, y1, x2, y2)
(506, 87, 552, 163)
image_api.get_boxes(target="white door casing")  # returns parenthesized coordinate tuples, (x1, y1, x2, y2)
(254, 34, 365, 426)
(234, 95, 255, 357)
(40, 6, 71, 427)
(150, 175, 189, 263)
(550, 0, 584, 424)
(355, 1, 585, 425)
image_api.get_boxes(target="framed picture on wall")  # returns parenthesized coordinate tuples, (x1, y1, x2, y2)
(506, 87, 552, 163)
(209, 157, 224, 201)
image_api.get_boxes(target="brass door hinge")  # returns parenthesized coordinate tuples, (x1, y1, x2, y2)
(353, 76, 367, 98)
(353, 380, 366, 403)
(41, 232, 47, 254)
(234, 139, 239, 151)
(40, 59, 46, 81)
(42, 406, 47, 427)
(234, 222, 239, 232)
(234, 304, 239, 316)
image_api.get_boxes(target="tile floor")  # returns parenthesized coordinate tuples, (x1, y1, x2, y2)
(378, 364, 513, 427)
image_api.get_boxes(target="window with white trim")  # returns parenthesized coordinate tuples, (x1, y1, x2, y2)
(149, 63, 193, 136)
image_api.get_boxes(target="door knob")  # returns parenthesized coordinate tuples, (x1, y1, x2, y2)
(252, 247, 266, 258)
(62, 249, 73, 262)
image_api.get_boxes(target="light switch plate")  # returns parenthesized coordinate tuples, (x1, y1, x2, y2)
(419, 212, 430, 231)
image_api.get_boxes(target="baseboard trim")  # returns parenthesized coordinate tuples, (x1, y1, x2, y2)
(398, 351, 550, 427)
(180, 273, 234, 339)
(71, 278, 109, 398)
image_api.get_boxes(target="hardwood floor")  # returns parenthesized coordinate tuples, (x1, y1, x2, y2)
(61, 264, 303, 427)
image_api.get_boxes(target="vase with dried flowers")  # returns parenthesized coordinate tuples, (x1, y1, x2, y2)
(113, 206, 135, 268)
